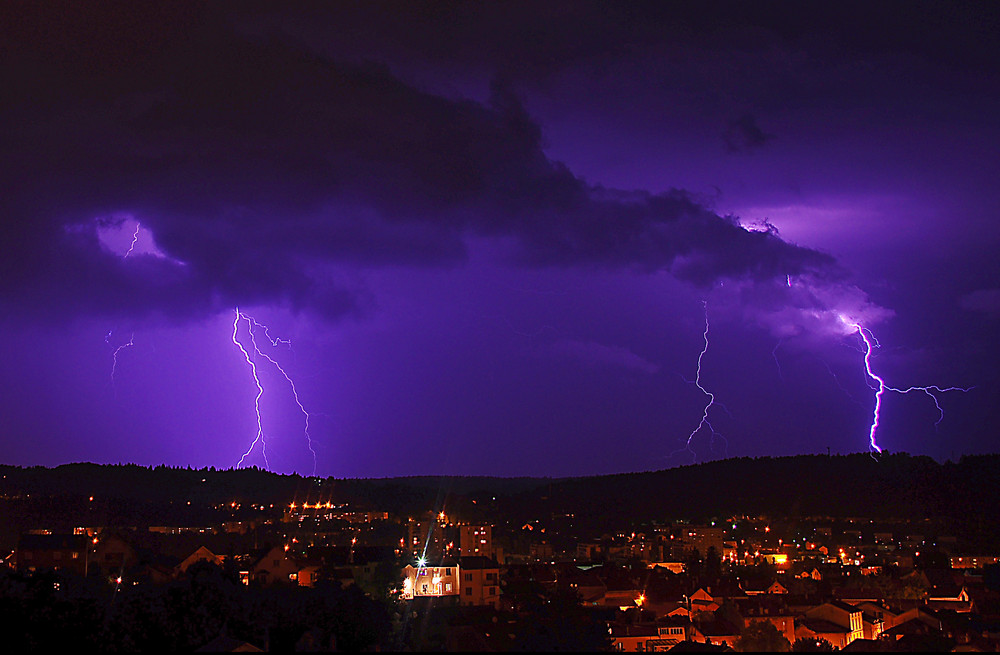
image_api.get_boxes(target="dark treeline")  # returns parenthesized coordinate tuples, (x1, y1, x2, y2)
(2, 452, 999, 542)
(0, 560, 391, 651)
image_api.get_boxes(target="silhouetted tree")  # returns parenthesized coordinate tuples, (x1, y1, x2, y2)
(734, 620, 791, 652)
(792, 636, 836, 651)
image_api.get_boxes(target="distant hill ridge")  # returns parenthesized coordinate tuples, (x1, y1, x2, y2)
(1, 452, 997, 523)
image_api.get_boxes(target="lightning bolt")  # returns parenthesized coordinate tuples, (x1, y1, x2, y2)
(233, 309, 268, 470)
(110, 332, 134, 386)
(848, 321, 972, 455)
(106, 222, 141, 391)
(232, 308, 317, 475)
(123, 221, 141, 259)
(772, 337, 785, 383)
(676, 301, 727, 462)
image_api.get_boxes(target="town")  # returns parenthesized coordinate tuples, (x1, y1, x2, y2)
(2, 454, 999, 651)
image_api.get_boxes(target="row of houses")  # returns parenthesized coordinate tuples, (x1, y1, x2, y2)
(8, 531, 392, 595)
(607, 597, 992, 651)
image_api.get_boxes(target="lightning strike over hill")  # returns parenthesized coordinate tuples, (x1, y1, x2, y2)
(233, 309, 268, 470)
(232, 308, 318, 474)
(676, 301, 727, 462)
(847, 320, 972, 454)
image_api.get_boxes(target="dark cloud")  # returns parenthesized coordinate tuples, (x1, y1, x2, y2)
(724, 113, 775, 153)
(1, 5, 851, 326)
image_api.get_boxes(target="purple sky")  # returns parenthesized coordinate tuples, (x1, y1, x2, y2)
(2, 2, 998, 478)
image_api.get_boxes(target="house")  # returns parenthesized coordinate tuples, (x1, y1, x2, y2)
(598, 566, 644, 609)
(692, 616, 741, 649)
(249, 545, 304, 586)
(557, 564, 607, 605)
(459, 556, 501, 608)
(794, 618, 853, 649)
(741, 579, 788, 596)
(296, 564, 323, 587)
(734, 597, 797, 645)
(689, 587, 721, 614)
(92, 531, 137, 576)
(800, 600, 864, 647)
(609, 621, 661, 652)
(854, 601, 901, 633)
(176, 546, 225, 575)
(15, 533, 90, 576)
(608, 617, 691, 652)
(924, 569, 974, 612)
(401, 559, 460, 599)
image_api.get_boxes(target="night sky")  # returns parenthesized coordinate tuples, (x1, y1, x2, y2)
(2, 2, 998, 478)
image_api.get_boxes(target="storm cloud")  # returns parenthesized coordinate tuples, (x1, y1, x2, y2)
(1, 6, 849, 326)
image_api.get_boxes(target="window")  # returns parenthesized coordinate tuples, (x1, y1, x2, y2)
(445, 568, 452, 575)
(465, 573, 473, 581)
(466, 587, 472, 596)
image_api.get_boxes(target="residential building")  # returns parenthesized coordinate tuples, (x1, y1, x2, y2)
(15, 533, 90, 576)
(176, 545, 224, 575)
(401, 560, 460, 599)
(250, 545, 303, 586)
(459, 556, 501, 608)
(800, 600, 863, 647)
(459, 524, 493, 558)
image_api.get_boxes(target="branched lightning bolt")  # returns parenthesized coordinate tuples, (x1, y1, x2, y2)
(247, 315, 293, 349)
(233, 309, 268, 470)
(232, 308, 317, 475)
(675, 301, 727, 461)
(849, 321, 973, 455)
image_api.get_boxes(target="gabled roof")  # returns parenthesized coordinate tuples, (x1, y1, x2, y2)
(826, 599, 861, 614)
(195, 635, 263, 652)
(797, 618, 850, 635)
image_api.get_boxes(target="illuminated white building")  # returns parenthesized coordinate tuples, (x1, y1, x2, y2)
(401, 560, 460, 599)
